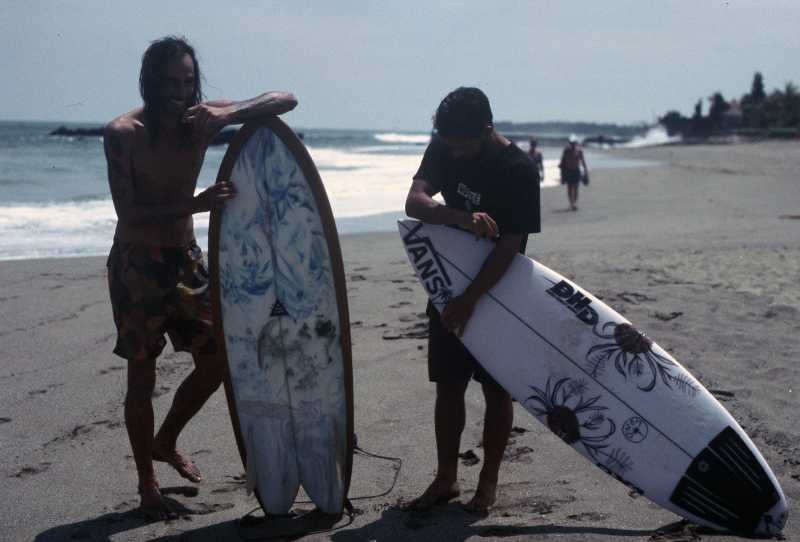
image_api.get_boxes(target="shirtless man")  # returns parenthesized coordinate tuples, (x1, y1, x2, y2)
(527, 138, 544, 183)
(104, 35, 297, 518)
(558, 134, 589, 211)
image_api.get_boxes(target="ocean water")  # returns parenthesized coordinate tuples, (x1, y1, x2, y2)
(0, 121, 659, 261)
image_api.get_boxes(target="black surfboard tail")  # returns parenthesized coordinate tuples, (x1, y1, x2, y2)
(670, 426, 786, 535)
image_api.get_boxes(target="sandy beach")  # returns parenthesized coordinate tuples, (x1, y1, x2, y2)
(1, 141, 798, 541)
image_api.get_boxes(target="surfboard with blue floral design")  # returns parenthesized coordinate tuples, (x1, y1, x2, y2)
(210, 120, 352, 517)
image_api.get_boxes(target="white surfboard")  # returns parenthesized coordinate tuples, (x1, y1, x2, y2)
(398, 219, 786, 536)
(209, 119, 353, 517)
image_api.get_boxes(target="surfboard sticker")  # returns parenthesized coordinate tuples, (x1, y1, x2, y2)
(209, 120, 353, 517)
(398, 219, 786, 536)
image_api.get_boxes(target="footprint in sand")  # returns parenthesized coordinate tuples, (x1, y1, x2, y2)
(211, 486, 241, 494)
(182, 501, 235, 515)
(161, 486, 200, 498)
(526, 494, 576, 515)
(459, 449, 480, 466)
(504, 446, 534, 463)
(152, 385, 171, 398)
(398, 314, 424, 323)
(0, 417, 11, 424)
(11, 462, 52, 479)
(653, 311, 683, 321)
(617, 292, 656, 304)
(382, 322, 427, 340)
(389, 301, 411, 308)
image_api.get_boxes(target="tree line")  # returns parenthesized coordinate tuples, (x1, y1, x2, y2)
(659, 73, 800, 139)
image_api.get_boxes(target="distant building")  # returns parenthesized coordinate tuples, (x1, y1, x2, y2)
(722, 100, 743, 130)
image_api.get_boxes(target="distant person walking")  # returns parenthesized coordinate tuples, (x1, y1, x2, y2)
(559, 134, 589, 211)
(527, 139, 544, 183)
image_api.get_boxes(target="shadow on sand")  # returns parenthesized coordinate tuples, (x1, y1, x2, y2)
(35, 493, 716, 542)
(328, 502, 656, 542)
(33, 486, 237, 542)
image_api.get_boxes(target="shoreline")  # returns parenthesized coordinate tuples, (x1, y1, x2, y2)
(1, 140, 798, 541)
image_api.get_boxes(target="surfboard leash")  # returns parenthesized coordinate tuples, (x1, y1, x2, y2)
(236, 433, 403, 539)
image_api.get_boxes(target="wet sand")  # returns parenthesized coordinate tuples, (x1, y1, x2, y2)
(1, 141, 798, 541)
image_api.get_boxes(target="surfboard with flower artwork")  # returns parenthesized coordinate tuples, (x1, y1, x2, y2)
(209, 119, 352, 517)
(399, 219, 786, 536)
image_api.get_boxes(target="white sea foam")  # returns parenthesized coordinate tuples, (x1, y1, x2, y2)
(373, 132, 430, 145)
(0, 133, 646, 260)
(622, 125, 681, 148)
(308, 147, 423, 217)
(0, 146, 422, 260)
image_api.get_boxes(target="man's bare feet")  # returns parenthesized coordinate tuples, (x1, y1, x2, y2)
(405, 479, 461, 512)
(462, 474, 498, 515)
(152, 443, 203, 483)
(138, 479, 176, 521)
(462, 490, 496, 515)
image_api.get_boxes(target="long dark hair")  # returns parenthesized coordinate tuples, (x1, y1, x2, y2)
(139, 36, 203, 145)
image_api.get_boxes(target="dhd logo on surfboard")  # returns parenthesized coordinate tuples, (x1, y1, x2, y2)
(401, 222, 453, 305)
(547, 280, 599, 326)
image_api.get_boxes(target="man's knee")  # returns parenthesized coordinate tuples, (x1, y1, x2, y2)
(482, 384, 512, 410)
(126, 359, 157, 402)
(193, 353, 225, 386)
(436, 378, 469, 400)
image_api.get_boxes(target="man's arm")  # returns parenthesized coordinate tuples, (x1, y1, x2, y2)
(441, 233, 523, 336)
(103, 119, 234, 225)
(538, 154, 545, 181)
(405, 179, 498, 238)
(182, 91, 298, 140)
(580, 149, 589, 179)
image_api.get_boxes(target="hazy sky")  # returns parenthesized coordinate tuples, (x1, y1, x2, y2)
(2, 1, 798, 130)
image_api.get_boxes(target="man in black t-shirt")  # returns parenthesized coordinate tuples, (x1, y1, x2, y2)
(405, 87, 540, 514)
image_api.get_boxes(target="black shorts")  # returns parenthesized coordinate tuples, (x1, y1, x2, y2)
(427, 303, 503, 391)
(561, 168, 582, 185)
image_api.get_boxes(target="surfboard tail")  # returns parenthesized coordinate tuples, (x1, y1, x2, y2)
(669, 426, 786, 535)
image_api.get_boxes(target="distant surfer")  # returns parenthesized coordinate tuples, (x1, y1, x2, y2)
(103, 35, 297, 519)
(558, 134, 589, 211)
(405, 87, 541, 514)
(527, 138, 545, 183)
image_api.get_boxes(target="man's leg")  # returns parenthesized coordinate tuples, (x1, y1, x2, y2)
(464, 383, 513, 513)
(153, 351, 224, 482)
(125, 357, 172, 518)
(407, 378, 469, 510)
(568, 184, 578, 210)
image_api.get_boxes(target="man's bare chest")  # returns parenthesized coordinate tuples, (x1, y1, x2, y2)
(131, 142, 206, 200)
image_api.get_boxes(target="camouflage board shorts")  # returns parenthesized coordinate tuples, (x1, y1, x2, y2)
(107, 240, 217, 361)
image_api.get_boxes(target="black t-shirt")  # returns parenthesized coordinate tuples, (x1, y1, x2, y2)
(413, 136, 541, 253)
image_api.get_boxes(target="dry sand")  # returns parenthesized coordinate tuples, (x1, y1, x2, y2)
(1, 141, 798, 541)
